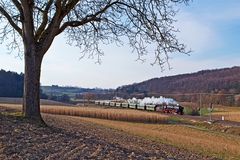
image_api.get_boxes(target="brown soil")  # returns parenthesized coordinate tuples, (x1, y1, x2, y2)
(0, 107, 217, 160)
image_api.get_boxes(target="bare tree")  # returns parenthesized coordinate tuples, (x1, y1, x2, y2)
(83, 93, 95, 105)
(0, 0, 189, 122)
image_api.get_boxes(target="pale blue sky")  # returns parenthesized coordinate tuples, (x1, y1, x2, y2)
(0, 0, 240, 88)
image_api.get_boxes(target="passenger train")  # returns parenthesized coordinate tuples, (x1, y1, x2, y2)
(95, 100, 184, 115)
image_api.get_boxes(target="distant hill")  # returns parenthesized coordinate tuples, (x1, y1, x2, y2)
(41, 85, 115, 100)
(1, 67, 239, 105)
(0, 69, 24, 97)
(116, 66, 240, 97)
(41, 85, 113, 96)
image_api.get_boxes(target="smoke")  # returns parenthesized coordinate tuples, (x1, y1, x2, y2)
(128, 96, 178, 106)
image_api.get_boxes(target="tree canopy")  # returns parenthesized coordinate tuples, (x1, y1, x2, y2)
(0, 0, 190, 121)
(0, 0, 189, 66)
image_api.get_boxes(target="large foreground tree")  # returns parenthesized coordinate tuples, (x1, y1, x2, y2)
(0, 0, 189, 122)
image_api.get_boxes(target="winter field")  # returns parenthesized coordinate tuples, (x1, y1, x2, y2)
(1, 100, 240, 159)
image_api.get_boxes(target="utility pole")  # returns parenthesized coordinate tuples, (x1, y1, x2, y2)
(209, 103, 213, 122)
(199, 93, 202, 117)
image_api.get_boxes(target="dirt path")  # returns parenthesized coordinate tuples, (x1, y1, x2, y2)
(0, 108, 217, 160)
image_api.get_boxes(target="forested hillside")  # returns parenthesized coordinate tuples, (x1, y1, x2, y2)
(116, 66, 240, 96)
(0, 70, 24, 97)
(0, 70, 47, 99)
(1, 67, 239, 105)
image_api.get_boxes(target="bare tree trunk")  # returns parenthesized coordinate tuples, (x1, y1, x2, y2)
(22, 46, 44, 123)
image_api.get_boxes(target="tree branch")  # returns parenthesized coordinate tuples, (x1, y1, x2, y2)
(11, 0, 23, 19)
(57, 17, 101, 35)
(0, 6, 22, 36)
(35, 0, 54, 41)
(37, 0, 64, 56)
(63, 0, 80, 14)
(58, 0, 119, 35)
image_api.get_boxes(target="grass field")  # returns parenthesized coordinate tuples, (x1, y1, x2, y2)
(213, 106, 240, 122)
(1, 103, 240, 159)
(78, 117, 240, 159)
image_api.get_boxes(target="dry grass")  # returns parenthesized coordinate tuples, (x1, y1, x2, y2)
(0, 103, 168, 123)
(0, 103, 21, 110)
(213, 112, 240, 122)
(78, 117, 240, 160)
(41, 105, 169, 123)
(213, 106, 240, 122)
(214, 106, 240, 112)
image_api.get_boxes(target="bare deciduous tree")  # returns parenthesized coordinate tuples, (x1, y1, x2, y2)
(83, 93, 95, 105)
(0, 0, 189, 123)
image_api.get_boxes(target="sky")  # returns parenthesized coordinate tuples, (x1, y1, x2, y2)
(0, 0, 240, 89)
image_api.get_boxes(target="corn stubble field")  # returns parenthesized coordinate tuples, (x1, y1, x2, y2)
(1, 102, 240, 159)
(213, 107, 240, 122)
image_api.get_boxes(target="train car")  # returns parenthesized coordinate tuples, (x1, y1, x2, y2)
(137, 104, 146, 110)
(104, 101, 110, 106)
(121, 103, 129, 108)
(115, 102, 121, 107)
(99, 101, 104, 105)
(146, 104, 156, 111)
(155, 105, 164, 111)
(129, 103, 137, 109)
(95, 101, 100, 105)
(110, 102, 116, 107)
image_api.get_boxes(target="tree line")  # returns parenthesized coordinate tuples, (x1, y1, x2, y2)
(116, 67, 240, 106)
(116, 67, 240, 95)
(0, 69, 70, 103)
(0, 69, 24, 97)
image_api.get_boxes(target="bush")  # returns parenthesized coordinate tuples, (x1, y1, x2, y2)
(184, 107, 200, 116)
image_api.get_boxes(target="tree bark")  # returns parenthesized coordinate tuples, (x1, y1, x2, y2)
(22, 45, 44, 123)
